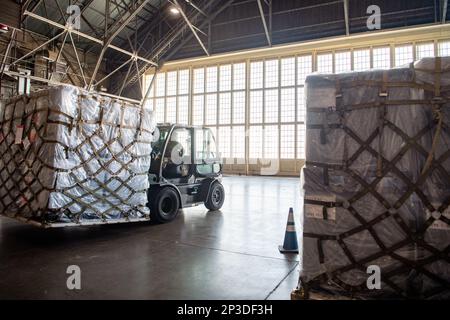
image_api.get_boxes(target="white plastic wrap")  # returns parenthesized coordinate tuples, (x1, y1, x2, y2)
(300, 58, 450, 299)
(0, 86, 155, 225)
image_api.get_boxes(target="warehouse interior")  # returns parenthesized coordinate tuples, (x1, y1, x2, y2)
(0, 0, 449, 300)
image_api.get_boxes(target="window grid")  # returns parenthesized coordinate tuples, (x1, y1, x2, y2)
(232, 91, 245, 124)
(250, 61, 264, 89)
(232, 126, 245, 158)
(317, 53, 333, 73)
(297, 55, 312, 85)
(264, 125, 279, 159)
(233, 63, 246, 90)
(281, 57, 296, 87)
(281, 125, 295, 159)
(373, 47, 391, 69)
(166, 96, 177, 123)
(353, 49, 371, 71)
(206, 66, 218, 93)
(250, 90, 263, 124)
(438, 41, 450, 57)
(335, 51, 351, 73)
(205, 93, 217, 125)
(219, 64, 232, 91)
(265, 59, 279, 88)
(395, 45, 413, 66)
(219, 93, 231, 124)
(192, 95, 204, 125)
(280, 88, 295, 122)
(178, 96, 189, 125)
(166, 71, 177, 96)
(218, 126, 231, 158)
(416, 42, 434, 60)
(264, 89, 278, 123)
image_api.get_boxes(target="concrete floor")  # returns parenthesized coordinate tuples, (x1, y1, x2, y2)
(0, 175, 302, 300)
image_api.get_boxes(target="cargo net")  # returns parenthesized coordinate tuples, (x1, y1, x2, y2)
(0, 86, 154, 225)
(299, 57, 450, 299)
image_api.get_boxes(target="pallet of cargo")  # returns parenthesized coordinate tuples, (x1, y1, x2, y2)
(298, 57, 450, 299)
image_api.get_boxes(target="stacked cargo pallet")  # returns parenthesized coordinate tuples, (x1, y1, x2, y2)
(0, 86, 155, 226)
(299, 57, 450, 299)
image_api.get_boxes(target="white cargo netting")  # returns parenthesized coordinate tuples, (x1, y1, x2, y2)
(299, 57, 450, 299)
(0, 85, 155, 225)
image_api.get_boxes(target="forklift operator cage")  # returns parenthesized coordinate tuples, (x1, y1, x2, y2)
(0, 86, 155, 227)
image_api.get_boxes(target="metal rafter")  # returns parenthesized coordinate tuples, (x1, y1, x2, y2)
(256, 0, 271, 46)
(442, 0, 448, 23)
(88, 0, 152, 89)
(173, 0, 210, 56)
(22, 10, 157, 66)
(343, 0, 350, 35)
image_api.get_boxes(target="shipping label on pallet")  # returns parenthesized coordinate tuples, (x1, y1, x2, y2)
(304, 194, 337, 221)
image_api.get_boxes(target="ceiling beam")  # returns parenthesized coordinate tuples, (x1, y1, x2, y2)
(173, 0, 210, 56)
(343, 0, 350, 35)
(22, 10, 157, 66)
(442, 0, 448, 23)
(256, 0, 271, 46)
(164, 0, 235, 61)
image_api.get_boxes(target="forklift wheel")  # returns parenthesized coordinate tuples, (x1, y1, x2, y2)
(205, 182, 225, 211)
(150, 187, 180, 223)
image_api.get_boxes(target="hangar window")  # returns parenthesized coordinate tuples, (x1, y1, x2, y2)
(206, 66, 218, 93)
(232, 126, 245, 158)
(178, 69, 189, 95)
(178, 96, 189, 125)
(166, 97, 177, 123)
(233, 63, 246, 90)
(264, 89, 278, 123)
(373, 47, 391, 69)
(219, 93, 231, 124)
(219, 65, 232, 91)
(416, 42, 435, 59)
(233, 91, 245, 124)
(264, 125, 279, 159)
(250, 90, 263, 123)
(280, 125, 295, 159)
(205, 94, 217, 125)
(249, 126, 263, 158)
(317, 53, 333, 73)
(250, 61, 264, 89)
(218, 126, 231, 159)
(281, 57, 295, 87)
(166, 71, 177, 96)
(155, 97, 165, 123)
(192, 95, 204, 125)
(297, 88, 306, 123)
(265, 59, 279, 88)
(438, 40, 450, 57)
(155, 72, 166, 97)
(335, 51, 351, 73)
(395, 45, 413, 66)
(353, 49, 371, 71)
(193, 68, 205, 93)
(297, 55, 312, 85)
(280, 88, 295, 123)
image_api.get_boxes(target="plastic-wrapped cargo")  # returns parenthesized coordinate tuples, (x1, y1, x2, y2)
(0, 85, 155, 227)
(298, 57, 450, 299)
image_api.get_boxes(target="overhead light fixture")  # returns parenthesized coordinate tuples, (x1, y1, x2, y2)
(170, 7, 180, 15)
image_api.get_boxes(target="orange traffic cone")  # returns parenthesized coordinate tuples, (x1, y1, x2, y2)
(279, 207, 299, 254)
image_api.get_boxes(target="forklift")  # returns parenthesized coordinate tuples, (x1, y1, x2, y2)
(147, 124, 225, 223)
